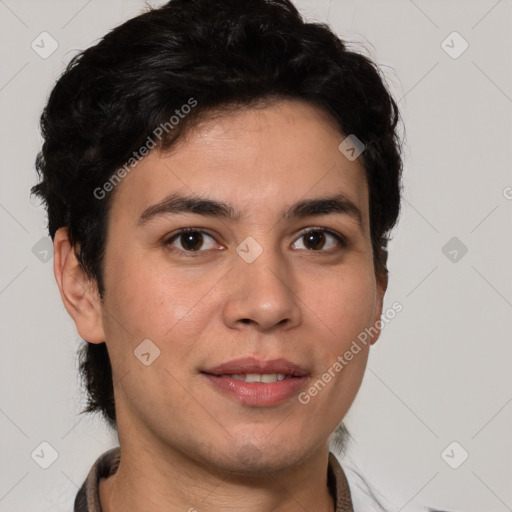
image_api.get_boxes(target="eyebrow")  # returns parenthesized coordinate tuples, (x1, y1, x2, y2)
(137, 192, 363, 227)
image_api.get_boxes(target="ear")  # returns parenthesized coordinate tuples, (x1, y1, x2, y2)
(369, 269, 388, 346)
(53, 227, 105, 344)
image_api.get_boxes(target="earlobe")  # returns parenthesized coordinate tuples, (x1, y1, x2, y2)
(53, 227, 105, 344)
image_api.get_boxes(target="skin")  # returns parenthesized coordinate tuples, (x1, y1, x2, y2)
(54, 98, 386, 512)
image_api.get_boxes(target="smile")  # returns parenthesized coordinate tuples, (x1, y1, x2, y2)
(202, 372, 308, 406)
(220, 373, 290, 383)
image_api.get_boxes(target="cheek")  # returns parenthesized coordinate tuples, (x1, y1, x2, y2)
(309, 267, 378, 348)
(297, 274, 374, 430)
(100, 261, 212, 420)
(101, 253, 226, 369)
(301, 267, 376, 410)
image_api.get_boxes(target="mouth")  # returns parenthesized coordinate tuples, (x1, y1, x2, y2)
(216, 373, 293, 383)
(202, 356, 309, 378)
(201, 357, 309, 406)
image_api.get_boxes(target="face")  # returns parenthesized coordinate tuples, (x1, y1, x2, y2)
(87, 99, 384, 472)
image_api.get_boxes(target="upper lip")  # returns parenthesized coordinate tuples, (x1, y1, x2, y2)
(202, 357, 309, 377)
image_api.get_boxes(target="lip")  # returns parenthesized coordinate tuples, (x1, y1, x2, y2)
(201, 356, 310, 407)
(202, 356, 309, 377)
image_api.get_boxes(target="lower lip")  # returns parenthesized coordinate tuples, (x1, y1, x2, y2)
(202, 374, 309, 406)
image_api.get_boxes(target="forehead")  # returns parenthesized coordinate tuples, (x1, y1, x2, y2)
(108, 98, 369, 226)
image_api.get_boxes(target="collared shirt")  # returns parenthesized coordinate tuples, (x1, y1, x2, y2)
(74, 447, 355, 511)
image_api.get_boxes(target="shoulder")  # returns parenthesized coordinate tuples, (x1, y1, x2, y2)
(345, 470, 428, 512)
(74, 447, 121, 512)
(330, 452, 440, 512)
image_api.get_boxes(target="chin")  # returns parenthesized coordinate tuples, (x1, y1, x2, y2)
(205, 433, 317, 474)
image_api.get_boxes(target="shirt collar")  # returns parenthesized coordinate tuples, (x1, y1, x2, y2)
(74, 447, 354, 512)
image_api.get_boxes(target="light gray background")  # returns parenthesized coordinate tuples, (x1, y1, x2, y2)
(0, 0, 510, 510)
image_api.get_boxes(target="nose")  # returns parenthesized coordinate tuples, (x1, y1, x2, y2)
(222, 246, 302, 332)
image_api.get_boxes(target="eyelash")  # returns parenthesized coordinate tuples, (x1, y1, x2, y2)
(163, 227, 347, 257)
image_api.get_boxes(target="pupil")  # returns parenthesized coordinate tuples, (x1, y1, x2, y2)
(182, 232, 203, 251)
(305, 231, 325, 250)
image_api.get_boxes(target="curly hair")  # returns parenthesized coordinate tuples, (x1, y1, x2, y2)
(32, 0, 402, 433)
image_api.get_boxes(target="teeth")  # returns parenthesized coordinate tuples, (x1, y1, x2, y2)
(246, 373, 266, 383)
(227, 373, 289, 383)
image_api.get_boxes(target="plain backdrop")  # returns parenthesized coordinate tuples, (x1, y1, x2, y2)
(0, 0, 510, 511)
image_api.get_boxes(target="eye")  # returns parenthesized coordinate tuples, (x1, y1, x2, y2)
(292, 228, 346, 252)
(165, 228, 220, 253)
(164, 227, 346, 255)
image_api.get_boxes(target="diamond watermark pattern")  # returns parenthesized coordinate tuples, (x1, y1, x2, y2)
(338, 134, 365, 161)
(31, 236, 54, 263)
(31, 31, 59, 59)
(441, 441, 469, 469)
(441, 31, 469, 59)
(31, 441, 59, 469)
(442, 236, 468, 263)
(236, 441, 262, 466)
(236, 236, 263, 263)
(134, 338, 161, 366)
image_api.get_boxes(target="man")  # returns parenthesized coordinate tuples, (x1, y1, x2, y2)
(32, 0, 402, 510)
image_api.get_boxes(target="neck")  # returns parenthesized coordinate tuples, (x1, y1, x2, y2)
(100, 437, 336, 512)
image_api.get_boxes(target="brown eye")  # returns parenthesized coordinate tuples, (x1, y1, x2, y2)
(166, 229, 218, 252)
(303, 231, 326, 250)
(178, 232, 204, 251)
(292, 229, 345, 252)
